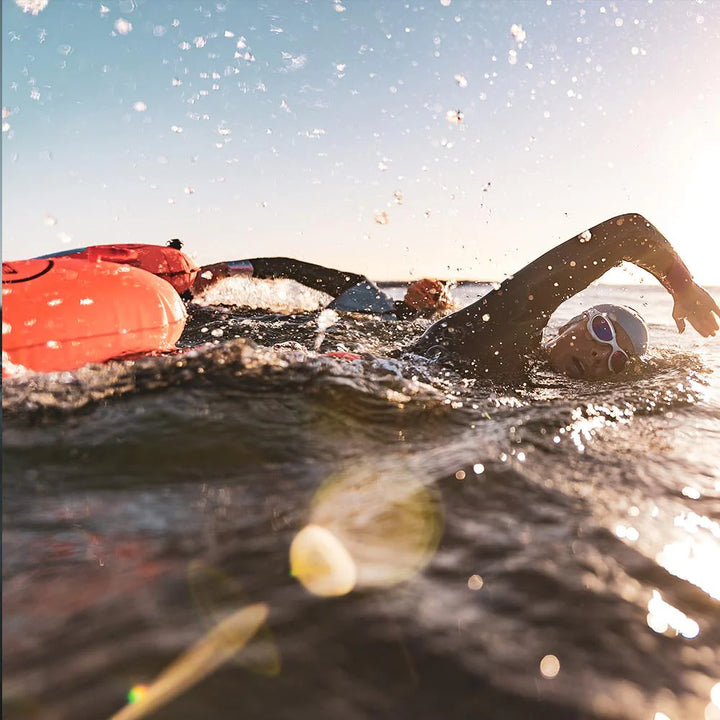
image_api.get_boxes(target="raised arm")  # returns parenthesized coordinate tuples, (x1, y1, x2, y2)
(510, 212, 718, 337)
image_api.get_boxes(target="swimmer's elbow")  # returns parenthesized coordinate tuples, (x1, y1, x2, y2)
(604, 212, 652, 228)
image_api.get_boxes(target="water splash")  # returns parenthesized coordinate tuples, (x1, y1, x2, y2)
(15, 0, 48, 15)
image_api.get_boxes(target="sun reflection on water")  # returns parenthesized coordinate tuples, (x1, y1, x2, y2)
(656, 516, 720, 602)
(646, 590, 699, 639)
(557, 403, 634, 452)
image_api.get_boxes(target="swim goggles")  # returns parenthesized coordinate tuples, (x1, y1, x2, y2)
(586, 310, 629, 373)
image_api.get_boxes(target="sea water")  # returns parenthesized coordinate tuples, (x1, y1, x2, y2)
(3, 282, 720, 720)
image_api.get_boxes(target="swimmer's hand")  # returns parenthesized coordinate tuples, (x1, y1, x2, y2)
(671, 282, 720, 336)
(403, 279, 452, 312)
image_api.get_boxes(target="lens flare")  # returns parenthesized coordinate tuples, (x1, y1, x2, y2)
(127, 685, 148, 704)
(290, 524, 357, 597)
(292, 465, 443, 594)
(187, 561, 281, 676)
(109, 603, 268, 720)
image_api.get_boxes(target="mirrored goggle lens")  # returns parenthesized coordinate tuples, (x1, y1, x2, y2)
(591, 314, 614, 341)
(609, 350, 628, 373)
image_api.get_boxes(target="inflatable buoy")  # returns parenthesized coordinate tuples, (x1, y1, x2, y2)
(39, 244, 199, 295)
(2, 257, 187, 376)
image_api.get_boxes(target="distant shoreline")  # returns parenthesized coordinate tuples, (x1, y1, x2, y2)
(377, 280, 720, 291)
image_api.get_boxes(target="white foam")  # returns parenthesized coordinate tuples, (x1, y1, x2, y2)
(194, 276, 333, 314)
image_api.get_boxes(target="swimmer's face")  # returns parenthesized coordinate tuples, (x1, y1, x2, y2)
(545, 312, 635, 379)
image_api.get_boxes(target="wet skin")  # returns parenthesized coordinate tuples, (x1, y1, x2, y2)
(545, 315, 636, 379)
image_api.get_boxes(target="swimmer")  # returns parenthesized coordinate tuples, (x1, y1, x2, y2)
(178, 244, 453, 319)
(410, 213, 720, 378)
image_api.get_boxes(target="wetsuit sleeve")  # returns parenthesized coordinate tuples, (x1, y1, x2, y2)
(246, 257, 366, 298)
(211, 257, 393, 315)
(411, 213, 689, 372)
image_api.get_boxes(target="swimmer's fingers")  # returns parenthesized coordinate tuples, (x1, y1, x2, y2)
(692, 288, 720, 336)
(673, 284, 720, 337)
(685, 306, 719, 337)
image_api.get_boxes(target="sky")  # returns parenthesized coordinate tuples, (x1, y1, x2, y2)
(3, 0, 720, 283)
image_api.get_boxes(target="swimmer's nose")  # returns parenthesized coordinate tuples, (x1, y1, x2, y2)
(590, 345, 612, 373)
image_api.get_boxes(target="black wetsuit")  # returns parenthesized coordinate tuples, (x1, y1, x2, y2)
(247, 258, 368, 298)
(410, 213, 674, 376)
(229, 257, 422, 318)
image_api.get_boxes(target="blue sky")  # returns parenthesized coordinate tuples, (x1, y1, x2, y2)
(3, 0, 720, 283)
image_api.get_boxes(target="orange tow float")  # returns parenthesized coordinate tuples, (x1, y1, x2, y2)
(38, 243, 199, 295)
(2, 253, 188, 377)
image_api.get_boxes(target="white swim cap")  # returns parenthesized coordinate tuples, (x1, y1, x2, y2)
(589, 304, 649, 356)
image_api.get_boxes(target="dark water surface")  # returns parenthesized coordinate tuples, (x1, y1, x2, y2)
(4, 283, 720, 720)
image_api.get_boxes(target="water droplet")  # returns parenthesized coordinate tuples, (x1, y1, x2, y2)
(374, 211, 389, 225)
(540, 654, 560, 678)
(445, 109, 463, 124)
(114, 18, 133, 35)
(467, 574, 484, 590)
(133, 101, 147, 112)
(510, 23, 526, 44)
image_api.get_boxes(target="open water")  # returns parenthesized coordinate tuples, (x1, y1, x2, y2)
(3, 281, 720, 720)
